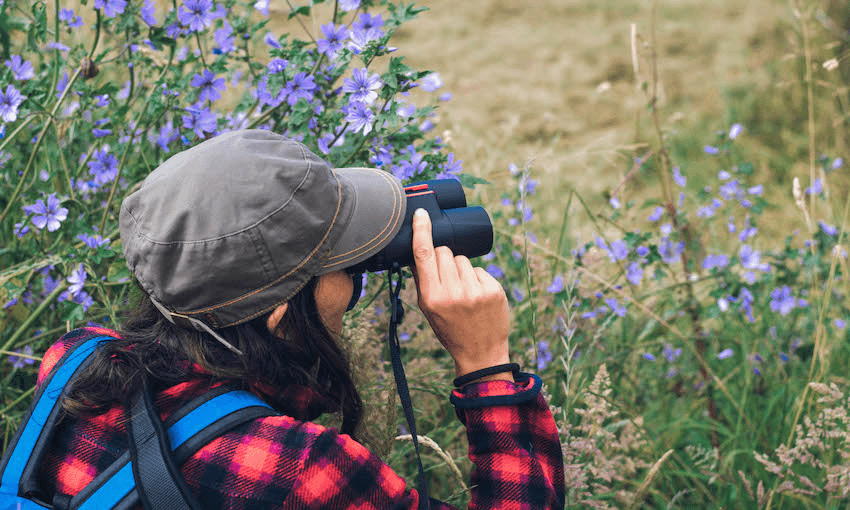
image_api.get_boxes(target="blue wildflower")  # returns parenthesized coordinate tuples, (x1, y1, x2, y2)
(77, 233, 111, 249)
(806, 179, 823, 195)
(421, 73, 443, 92)
(345, 101, 375, 136)
(340, 0, 360, 11)
(214, 21, 235, 53)
(267, 58, 289, 74)
(705, 145, 719, 154)
(8, 346, 34, 369)
(191, 69, 226, 103)
(87, 146, 119, 185)
(626, 262, 643, 286)
(832, 158, 843, 170)
(605, 297, 627, 317)
(729, 123, 743, 140)
(536, 341, 553, 371)
(253, 0, 269, 15)
(609, 239, 628, 261)
(317, 23, 348, 59)
(182, 104, 217, 138)
(343, 68, 382, 105)
(5, 55, 34, 81)
(717, 348, 733, 360)
(178, 0, 223, 32)
(636, 245, 650, 259)
(819, 221, 838, 236)
(67, 263, 87, 297)
(648, 206, 664, 222)
(642, 352, 656, 361)
(835, 319, 846, 330)
(436, 152, 462, 181)
(673, 166, 686, 187)
(0, 84, 25, 122)
(352, 13, 385, 35)
(94, 0, 127, 18)
(29, 194, 68, 232)
(769, 286, 796, 316)
(141, 0, 157, 26)
(486, 264, 504, 279)
(284, 72, 317, 105)
(546, 274, 564, 293)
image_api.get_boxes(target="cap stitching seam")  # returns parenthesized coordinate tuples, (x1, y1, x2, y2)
(326, 170, 403, 263)
(179, 145, 344, 316)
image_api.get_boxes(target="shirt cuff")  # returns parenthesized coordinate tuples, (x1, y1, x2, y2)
(449, 372, 542, 409)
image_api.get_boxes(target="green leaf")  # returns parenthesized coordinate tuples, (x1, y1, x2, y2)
(737, 162, 754, 175)
(458, 174, 489, 189)
(289, 5, 311, 19)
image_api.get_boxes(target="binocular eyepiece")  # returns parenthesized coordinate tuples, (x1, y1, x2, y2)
(345, 179, 494, 274)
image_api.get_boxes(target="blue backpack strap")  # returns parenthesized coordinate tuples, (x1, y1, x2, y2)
(0, 335, 112, 503)
(72, 389, 276, 510)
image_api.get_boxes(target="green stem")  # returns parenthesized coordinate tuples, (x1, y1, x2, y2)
(0, 283, 67, 355)
(0, 386, 36, 416)
(195, 32, 208, 68)
(89, 10, 101, 60)
(0, 68, 81, 226)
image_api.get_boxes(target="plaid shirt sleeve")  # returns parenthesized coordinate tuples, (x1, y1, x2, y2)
(283, 372, 565, 509)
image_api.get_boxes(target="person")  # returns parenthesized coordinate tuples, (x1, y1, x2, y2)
(33, 130, 565, 508)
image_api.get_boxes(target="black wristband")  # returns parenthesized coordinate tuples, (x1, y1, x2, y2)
(453, 363, 520, 387)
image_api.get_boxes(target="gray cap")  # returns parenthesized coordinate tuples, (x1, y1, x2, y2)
(120, 129, 406, 329)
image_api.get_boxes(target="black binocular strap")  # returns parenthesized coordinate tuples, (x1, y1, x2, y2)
(387, 264, 430, 510)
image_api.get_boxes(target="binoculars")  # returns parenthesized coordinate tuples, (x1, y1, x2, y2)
(345, 179, 494, 274)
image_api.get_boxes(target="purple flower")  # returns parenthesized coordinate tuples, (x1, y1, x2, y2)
(648, 206, 664, 222)
(609, 239, 628, 261)
(819, 221, 838, 236)
(436, 152, 462, 180)
(770, 286, 796, 316)
(95, 0, 127, 18)
(267, 58, 289, 74)
(352, 13, 385, 35)
(317, 23, 348, 59)
(345, 101, 375, 136)
(263, 32, 281, 48)
(536, 341, 553, 371)
(636, 245, 650, 259)
(609, 196, 621, 209)
(14, 222, 29, 237)
(663, 344, 682, 362)
(92, 128, 112, 138)
(642, 352, 656, 361)
(673, 166, 686, 187)
(626, 262, 643, 286)
(8, 346, 34, 369)
(55, 72, 69, 99)
(182, 104, 217, 138)
(141, 0, 157, 26)
(546, 274, 564, 293)
(178, 0, 222, 32)
(340, 0, 360, 11)
(806, 178, 822, 195)
(702, 253, 730, 270)
(46, 42, 70, 52)
(835, 319, 846, 330)
(718, 170, 731, 180)
(659, 238, 684, 264)
(95, 94, 111, 108)
(284, 72, 317, 105)
(254, 0, 269, 15)
(832, 158, 843, 170)
(77, 233, 111, 249)
(5, 55, 34, 81)
(87, 146, 119, 185)
(191, 69, 226, 103)
(393, 146, 427, 181)
(705, 145, 719, 154)
(214, 21, 235, 53)
(67, 263, 87, 297)
(729, 123, 743, 140)
(29, 194, 68, 232)
(748, 185, 763, 196)
(343, 68, 382, 105)
(486, 264, 504, 279)
(738, 288, 755, 322)
(512, 286, 525, 302)
(421, 73, 443, 92)
(58, 8, 74, 21)
(155, 121, 179, 152)
(0, 84, 25, 122)
(718, 348, 734, 360)
(739, 245, 770, 272)
(605, 298, 627, 317)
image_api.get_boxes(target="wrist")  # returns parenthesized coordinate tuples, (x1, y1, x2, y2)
(453, 362, 519, 388)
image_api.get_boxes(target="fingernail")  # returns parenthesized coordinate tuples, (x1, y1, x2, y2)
(414, 208, 428, 218)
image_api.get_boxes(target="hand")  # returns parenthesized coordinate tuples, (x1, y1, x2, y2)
(410, 208, 513, 382)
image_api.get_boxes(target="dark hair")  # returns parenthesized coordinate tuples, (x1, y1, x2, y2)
(63, 277, 363, 436)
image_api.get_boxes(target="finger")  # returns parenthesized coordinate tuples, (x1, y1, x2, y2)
(454, 255, 478, 287)
(411, 208, 439, 295)
(435, 245, 460, 284)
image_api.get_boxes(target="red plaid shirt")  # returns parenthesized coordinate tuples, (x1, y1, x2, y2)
(34, 327, 565, 509)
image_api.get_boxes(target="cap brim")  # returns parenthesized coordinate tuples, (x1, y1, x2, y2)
(321, 167, 406, 273)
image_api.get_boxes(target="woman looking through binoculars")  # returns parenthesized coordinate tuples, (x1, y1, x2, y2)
(17, 130, 565, 509)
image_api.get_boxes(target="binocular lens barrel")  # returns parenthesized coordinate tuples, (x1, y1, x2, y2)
(344, 180, 494, 274)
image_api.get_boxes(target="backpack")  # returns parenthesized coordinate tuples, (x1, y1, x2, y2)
(0, 335, 278, 510)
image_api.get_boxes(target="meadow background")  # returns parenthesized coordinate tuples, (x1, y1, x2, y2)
(1, 0, 850, 508)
